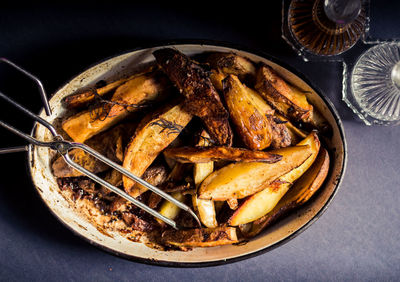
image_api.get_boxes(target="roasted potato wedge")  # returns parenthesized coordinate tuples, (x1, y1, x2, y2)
(191, 131, 218, 228)
(223, 74, 292, 150)
(123, 103, 192, 197)
(164, 146, 282, 164)
(244, 147, 329, 237)
(52, 124, 130, 177)
(198, 145, 312, 201)
(62, 68, 156, 109)
(63, 78, 129, 109)
(62, 71, 168, 143)
(228, 132, 320, 226)
(157, 191, 185, 226)
(222, 74, 274, 150)
(206, 52, 256, 87)
(255, 64, 313, 123)
(153, 48, 233, 146)
(161, 227, 238, 249)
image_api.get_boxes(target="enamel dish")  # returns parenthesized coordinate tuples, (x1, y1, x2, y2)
(28, 42, 347, 266)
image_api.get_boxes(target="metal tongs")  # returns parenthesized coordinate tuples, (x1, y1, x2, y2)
(0, 58, 200, 230)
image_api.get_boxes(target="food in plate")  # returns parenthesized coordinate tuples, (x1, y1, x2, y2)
(52, 49, 330, 251)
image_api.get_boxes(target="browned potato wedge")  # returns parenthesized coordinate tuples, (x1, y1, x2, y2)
(244, 147, 330, 238)
(223, 74, 291, 150)
(52, 124, 130, 177)
(206, 52, 256, 87)
(222, 74, 273, 150)
(164, 146, 282, 164)
(207, 52, 256, 77)
(63, 77, 129, 109)
(123, 103, 192, 197)
(198, 145, 312, 201)
(255, 64, 313, 123)
(62, 68, 156, 109)
(161, 227, 238, 249)
(228, 132, 320, 226)
(62, 71, 168, 143)
(153, 48, 233, 146)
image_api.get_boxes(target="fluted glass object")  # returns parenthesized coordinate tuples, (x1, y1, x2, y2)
(344, 43, 400, 125)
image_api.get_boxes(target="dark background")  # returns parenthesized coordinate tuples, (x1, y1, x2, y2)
(0, 1, 399, 281)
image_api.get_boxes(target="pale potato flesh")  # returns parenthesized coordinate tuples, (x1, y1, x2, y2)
(198, 145, 312, 201)
(192, 131, 218, 228)
(245, 147, 330, 237)
(157, 191, 185, 226)
(228, 132, 320, 226)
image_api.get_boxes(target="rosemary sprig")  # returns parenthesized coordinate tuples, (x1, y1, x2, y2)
(89, 88, 151, 122)
(149, 118, 184, 136)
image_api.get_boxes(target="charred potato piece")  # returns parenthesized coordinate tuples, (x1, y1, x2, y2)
(164, 146, 282, 164)
(123, 103, 192, 197)
(62, 71, 168, 143)
(161, 227, 238, 249)
(228, 132, 320, 226)
(198, 145, 312, 201)
(153, 48, 233, 146)
(223, 74, 291, 150)
(244, 147, 330, 237)
(255, 64, 313, 123)
(206, 52, 256, 85)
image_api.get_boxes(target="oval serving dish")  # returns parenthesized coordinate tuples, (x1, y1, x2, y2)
(28, 42, 346, 266)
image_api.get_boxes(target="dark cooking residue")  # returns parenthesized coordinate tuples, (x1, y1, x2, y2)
(57, 177, 158, 232)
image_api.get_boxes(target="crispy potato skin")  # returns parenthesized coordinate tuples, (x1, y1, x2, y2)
(206, 52, 256, 85)
(244, 146, 329, 238)
(63, 78, 129, 109)
(198, 145, 312, 201)
(164, 146, 282, 164)
(62, 72, 168, 143)
(161, 227, 238, 249)
(223, 75, 273, 150)
(153, 48, 233, 146)
(62, 67, 156, 109)
(255, 64, 313, 123)
(122, 103, 192, 197)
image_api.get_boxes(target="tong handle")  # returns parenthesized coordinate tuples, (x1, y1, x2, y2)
(0, 58, 51, 116)
(0, 146, 29, 154)
(0, 91, 58, 137)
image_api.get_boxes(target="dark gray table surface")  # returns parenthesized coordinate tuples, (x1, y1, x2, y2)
(0, 1, 399, 281)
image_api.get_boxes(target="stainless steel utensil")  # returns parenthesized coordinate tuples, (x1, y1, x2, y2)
(0, 58, 200, 230)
